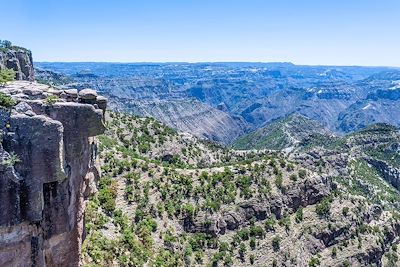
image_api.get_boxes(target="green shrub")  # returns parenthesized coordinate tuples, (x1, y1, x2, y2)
(272, 236, 281, 251)
(249, 254, 255, 264)
(295, 207, 304, 222)
(238, 228, 250, 240)
(224, 254, 233, 266)
(315, 196, 332, 217)
(97, 178, 118, 213)
(182, 203, 196, 218)
(239, 243, 246, 261)
(0, 40, 12, 48)
(194, 251, 204, 263)
(45, 95, 59, 105)
(342, 207, 349, 217)
(0, 68, 15, 87)
(275, 174, 283, 189)
(308, 256, 320, 267)
(249, 225, 265, 238)
(250, 237, 256, 249)
(289, 174, 298, 181)
(298, 169, 307, 179)
(265, 217, 276, 231)
(4, 152, 21, 166)
(0, 92, 16, 108)
(331, 247, 337, 257)
(279, 215, 291, 230)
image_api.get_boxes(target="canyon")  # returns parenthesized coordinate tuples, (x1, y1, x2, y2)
(1, 45, 400, 267)
(36, 62, 400, 144)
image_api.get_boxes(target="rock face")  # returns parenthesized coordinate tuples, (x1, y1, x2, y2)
(0, 48, 34, 81)
(0, 81, 106, 266)
(184, 175, 330, 236)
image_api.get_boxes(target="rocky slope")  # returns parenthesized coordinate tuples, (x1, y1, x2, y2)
(0, 45, 34, 81)
(82, 111, 400, 267)
(0, 81, 106, 266)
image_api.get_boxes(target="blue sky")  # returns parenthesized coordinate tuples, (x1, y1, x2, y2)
(1, 0, 399, 66)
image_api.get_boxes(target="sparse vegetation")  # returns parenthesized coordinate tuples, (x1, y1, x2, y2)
(315, 196, 332, 217)
(81, 110, 400, 266)
(45, 95, 59, 105)
(272, 236, 281, 251)
(0, 91, 16, 107)
(0, 68, 16, 89)
(3, 151, 21, 166)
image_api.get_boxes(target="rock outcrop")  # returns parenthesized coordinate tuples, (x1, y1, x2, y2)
(183, 175, 331, 236)
(0, 81, 106, 266)
(0, 48, 34, 81)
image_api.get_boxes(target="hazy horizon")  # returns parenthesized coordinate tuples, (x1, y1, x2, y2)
(3, 0, 400, 66)
(35, 61, 399, 69)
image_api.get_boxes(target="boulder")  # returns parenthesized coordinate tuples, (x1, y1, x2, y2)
(96, 95, 107, 115)
(12, 102, 35, 116)
(63, 89, 78, 102)
(79, 89, 97, 100)
(96, 95, 107, 109)
(222, 212, 241, 230)
(64, 89, 78, 97)
(22, 88, 45, 99)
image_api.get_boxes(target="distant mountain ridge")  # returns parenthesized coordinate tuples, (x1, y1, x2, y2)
(35, 62, 400, 143)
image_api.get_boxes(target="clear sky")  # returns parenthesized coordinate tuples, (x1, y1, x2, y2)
(1, 0, 399, 66)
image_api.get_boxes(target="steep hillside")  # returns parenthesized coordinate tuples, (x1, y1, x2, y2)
(107, 97, 248, 144)
(232, 114, 332, 151)
(82, 112, 400, 267)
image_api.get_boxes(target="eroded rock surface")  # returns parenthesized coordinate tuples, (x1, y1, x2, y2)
(0, 48, 34, 81)
(0, 81, 107, 267)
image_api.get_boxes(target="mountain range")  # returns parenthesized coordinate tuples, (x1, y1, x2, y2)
(35, 62, 400, 144)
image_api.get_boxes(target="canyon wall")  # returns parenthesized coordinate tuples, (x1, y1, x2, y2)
(0, 81, 106, 266)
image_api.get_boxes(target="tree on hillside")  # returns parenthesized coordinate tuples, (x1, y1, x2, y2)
(0, 40, 12, 48)
(0, 68, 16, 86)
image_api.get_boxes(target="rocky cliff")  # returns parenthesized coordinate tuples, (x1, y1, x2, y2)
(0, 47, 34, 81)
(0, 81, 106, 266)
